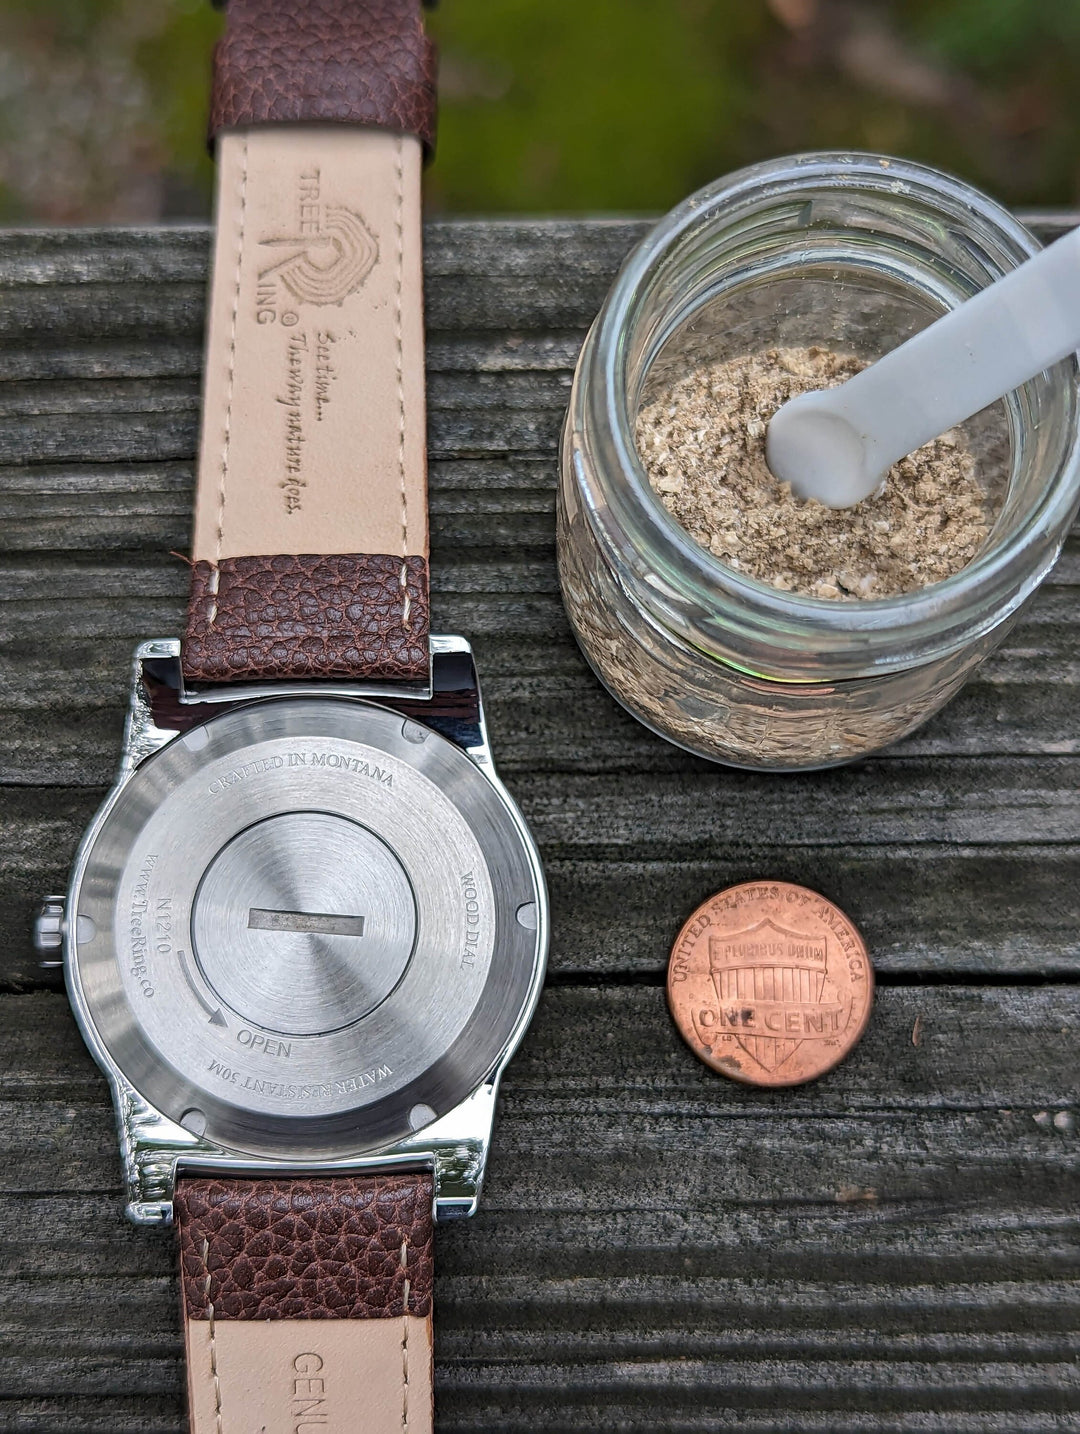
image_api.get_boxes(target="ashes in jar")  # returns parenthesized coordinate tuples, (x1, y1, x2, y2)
(636, 345, 998, 601)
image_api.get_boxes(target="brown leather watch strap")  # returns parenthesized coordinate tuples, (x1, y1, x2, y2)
(174, 1173, 434, 1433)
(183, 1, 434, 686)
(210, 0, 437, 153)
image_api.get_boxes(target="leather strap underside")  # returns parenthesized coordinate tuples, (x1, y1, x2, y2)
(174, 1173, 434, 1434)
(183, 0, 433, 686)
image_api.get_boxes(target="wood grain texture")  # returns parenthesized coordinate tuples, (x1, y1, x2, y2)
(0, 219, 1077, 1433)
(1, 986, 1078, 1433)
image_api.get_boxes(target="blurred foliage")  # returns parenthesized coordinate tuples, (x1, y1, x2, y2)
(425, 0, 770, 212)
(0, 0, 1079, 221)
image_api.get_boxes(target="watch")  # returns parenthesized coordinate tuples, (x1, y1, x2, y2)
(32, 4, 548, 1432)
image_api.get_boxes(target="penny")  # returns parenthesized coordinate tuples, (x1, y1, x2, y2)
(667, 881, 874, 1087)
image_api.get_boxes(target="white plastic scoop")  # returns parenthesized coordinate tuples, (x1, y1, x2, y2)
(766, 225, 1080, 508)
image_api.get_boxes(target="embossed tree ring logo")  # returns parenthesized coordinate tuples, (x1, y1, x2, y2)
(667, 882, 874, 1087)
(259, 205, 379, 310)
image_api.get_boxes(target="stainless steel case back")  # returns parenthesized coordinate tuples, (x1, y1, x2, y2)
(68, 697, 545, 1161)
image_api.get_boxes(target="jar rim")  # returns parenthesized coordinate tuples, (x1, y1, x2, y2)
(584, 151, 1080, 677)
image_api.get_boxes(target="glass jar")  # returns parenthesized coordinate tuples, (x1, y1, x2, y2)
(558, 153, 1080, 770)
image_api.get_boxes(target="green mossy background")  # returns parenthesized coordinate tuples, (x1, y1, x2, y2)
(1, 0, 1079, 220)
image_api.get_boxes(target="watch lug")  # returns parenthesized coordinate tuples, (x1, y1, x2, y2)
(432, 636, 495, 771)
(121, 639, 184, 776)
(123, 635, 496, 769)
(114, 1076, 217, 1225)
(114, 1077, 500, 1225)
(388, 1080, 500, 1220)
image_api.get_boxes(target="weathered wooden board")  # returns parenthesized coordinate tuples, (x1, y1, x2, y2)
(7, 786, 1080, 988)
(2, 985, 1078, 1433)
(0, 220, 1077, 1433)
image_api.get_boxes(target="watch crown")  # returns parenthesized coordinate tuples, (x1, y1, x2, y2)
(34, 895, 66, 968)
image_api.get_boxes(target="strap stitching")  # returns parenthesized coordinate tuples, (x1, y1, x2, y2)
(400, 1238, 410, 1429)
(207, 135, 249, 628)
(393, 134, 412, 633)
(201, 1236, 224, 1434)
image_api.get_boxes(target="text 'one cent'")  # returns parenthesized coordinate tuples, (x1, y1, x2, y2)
(667, 881, 874, 1087)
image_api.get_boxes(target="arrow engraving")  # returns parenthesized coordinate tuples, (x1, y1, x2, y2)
(177, 948, 227, 1028)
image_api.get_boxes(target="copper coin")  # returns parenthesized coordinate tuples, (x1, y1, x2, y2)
(667, 881, 874, 1087)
